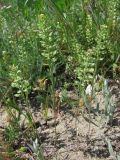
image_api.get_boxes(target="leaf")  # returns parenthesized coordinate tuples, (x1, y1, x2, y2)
(18, 146, 27, 152)
(106, 138, 116, 157)
(24, 0, 29, 6)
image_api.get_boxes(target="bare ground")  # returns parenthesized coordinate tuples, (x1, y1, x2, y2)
(0, 80, 120, 160)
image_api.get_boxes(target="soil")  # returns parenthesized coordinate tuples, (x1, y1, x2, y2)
(0, 79, 120, 160)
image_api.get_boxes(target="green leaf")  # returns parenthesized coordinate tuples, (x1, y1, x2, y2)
(106, 138, 116, 157)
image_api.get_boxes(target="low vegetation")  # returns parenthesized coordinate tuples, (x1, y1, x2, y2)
(0, 0, 120, 159)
